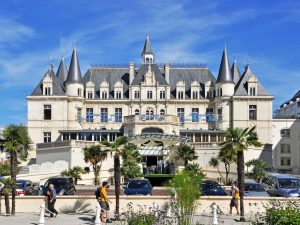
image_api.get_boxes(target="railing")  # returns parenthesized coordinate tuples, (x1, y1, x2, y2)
(90, 62, 207, 69)
(124, 115, 179, 123)
(191, 142, 219, 148)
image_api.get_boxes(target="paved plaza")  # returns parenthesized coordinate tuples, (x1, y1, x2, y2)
(0, 213, 252, 225)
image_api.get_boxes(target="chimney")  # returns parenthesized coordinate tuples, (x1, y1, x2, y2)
(164, 63, 170, 84)
(129, 62, 135, 84)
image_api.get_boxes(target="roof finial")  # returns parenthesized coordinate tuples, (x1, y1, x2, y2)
(62, 48, 65, 60)
(49, 56, 54, 69)
(73, 41, 76, 50)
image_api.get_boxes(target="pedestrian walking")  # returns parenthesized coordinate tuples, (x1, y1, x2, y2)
(100, 181, 112, 223)
(229, 181, 240, 215)
(47, 184, 58, 217)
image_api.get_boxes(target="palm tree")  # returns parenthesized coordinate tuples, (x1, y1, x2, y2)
(2, 124, 31, 216)
(219, 126, 261, 222)
(83, 145, 107, 185)
(246, 159, 267, 183)
(121, 143, 141, 182)
(175, 144, 198, 168)
(61, 166, 84, 185)
(0, 178, 12, 215)
(101, 136, 128, 220)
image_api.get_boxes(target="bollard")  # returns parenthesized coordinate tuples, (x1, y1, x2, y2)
(38, 204, 45, 225)
(94, 204, 102, 225)
(212, 203, 219, 225)
(166, 201, 172, 217)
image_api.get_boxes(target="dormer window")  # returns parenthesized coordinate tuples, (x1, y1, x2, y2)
(44, 87, 51, 95)
(115, 91, 122, 99)
(192, 91, 198, 99)
(247, 75, 258, 96)
(101, 91, 107, 99)
(87, 91, 93, 99)
(249, 87, 256, 96)
(178, 91, 184, 99)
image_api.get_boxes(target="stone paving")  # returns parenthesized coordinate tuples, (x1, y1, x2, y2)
(0, 213, 252, 225)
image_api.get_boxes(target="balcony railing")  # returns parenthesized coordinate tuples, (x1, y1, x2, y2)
(124, 115, 179, 124)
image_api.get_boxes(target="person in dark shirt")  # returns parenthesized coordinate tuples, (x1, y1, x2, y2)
(47, 184, 58, 217)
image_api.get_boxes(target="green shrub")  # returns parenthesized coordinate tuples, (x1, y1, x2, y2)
(127, 213, 156, 225)
(252, 201, 300, 225)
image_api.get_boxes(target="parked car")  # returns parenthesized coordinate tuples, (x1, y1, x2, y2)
(41, 177, 76, 195)
(244, 180, 269, 197)
(0, 179, 38, 196)
(200, 180, 227, 196)
(261, 173, 300, 197)
(124, 179, 152, 195)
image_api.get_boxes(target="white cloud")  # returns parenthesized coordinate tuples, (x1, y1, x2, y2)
(0, 17, 34, 45)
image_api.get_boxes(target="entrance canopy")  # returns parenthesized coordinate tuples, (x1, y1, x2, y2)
(129, 133, 190, 150)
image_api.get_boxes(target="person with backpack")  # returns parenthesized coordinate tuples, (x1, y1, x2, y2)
(96, 181, 112, 223)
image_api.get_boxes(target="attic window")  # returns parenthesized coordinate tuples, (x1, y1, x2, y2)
(249, 87, 256, 96)
(78, 88, 82, 96)
(87, 91, 93, 99)
(102, 91, 108, 99)
(44, 87, 51, 95)
(178, 91, 184, 99)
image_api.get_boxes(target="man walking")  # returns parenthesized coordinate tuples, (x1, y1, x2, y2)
(100, 181, 112, 223)
(47, 184, 58, 217)
(229, 181, 240, 215)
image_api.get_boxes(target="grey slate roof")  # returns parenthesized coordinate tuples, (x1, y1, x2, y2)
(141, 35, 153, 55)
(167, 68, 215, 99)
(131, 64, 168, 86)
(216, 47, 234, 84)
(279, 89, 300, 108)
(31, 69, 66, 96)
(65, 49, 83, 84)
(83, 68, 129, 99)
(231, 59, 241, 84)
(56, 57, 68, 84)
(234, 65, 270, 96)
(82, 65, 215, 99)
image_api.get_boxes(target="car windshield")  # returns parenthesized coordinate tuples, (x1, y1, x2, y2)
(16, 182, 25, 188)
(127, 180, 150, 189)
(47, 179, 67, 188)
(203, 182, 222, 190)
(244, 183, 265, 192)
(278, 178, 300, 189)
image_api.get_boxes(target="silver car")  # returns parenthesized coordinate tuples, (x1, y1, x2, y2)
(244, 180, 270, 197)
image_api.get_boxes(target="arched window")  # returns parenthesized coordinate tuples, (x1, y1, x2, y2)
(135, 109, 140, 115)
(146, 107, 154, 120)
(160, 109, 165, 115)
(146, 58, 149, 63)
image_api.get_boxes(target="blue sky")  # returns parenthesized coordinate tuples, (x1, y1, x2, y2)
(0, 0, 300, 127)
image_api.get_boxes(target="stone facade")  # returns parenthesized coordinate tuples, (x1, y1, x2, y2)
(27, 35, 273, 180)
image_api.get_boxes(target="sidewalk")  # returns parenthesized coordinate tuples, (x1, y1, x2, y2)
(0, 213, 252, 225)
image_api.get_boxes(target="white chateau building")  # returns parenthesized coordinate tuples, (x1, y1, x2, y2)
(272, 90, 300, 174)
(27, 35, 274, 182)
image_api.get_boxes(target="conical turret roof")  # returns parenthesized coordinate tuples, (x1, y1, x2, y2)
(141, 34, 153, 55)
(65, 48, 83, 84)
(216, 47, 233, 83)
(231, 59, 241, 84)
(56, 57, 68, 84)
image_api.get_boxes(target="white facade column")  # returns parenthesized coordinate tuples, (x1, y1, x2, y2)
(107, 133, 110, 142)
(76, 133, 78, 140)
(92, 133, 94, 141)
(193, 133, 195, 142)
(208, 134, 211, 143)
(200, 134, 203, 142)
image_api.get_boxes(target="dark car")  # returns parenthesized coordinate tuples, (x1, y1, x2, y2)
(201, 180, 227, 196)
(124, 179, 152, 195)
(262, 173, 300, 197)
(0, 179, 38, 196)
(42, 177, 76, 195)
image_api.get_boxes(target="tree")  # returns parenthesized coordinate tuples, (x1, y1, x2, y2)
(219, 126, 261, 222)
(61, 166, 84, 185)
(2, 124, 31, 216)
(175, 144, 198, 168)
(120, 143, 142, 182)
(83, 145, 107, 185)
(209, 146, 237, 185)
(101, 136, 128, 220)
(0, 178, 11, 215)
(246, 159, 268, 183)
(0, 161, 11, 177)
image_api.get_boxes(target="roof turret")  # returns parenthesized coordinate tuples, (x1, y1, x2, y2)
(65, 48, 83, 84)
(216, 46, 233, 83)
(56, 57, 68, 84)
(141, 34, 153, 55)
(231, 58, 241, 84)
